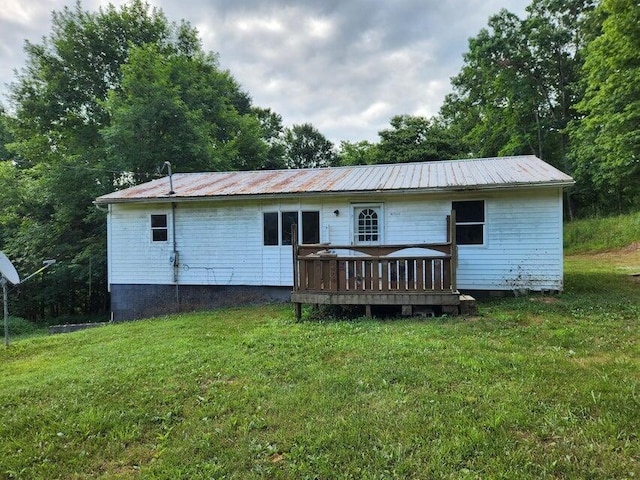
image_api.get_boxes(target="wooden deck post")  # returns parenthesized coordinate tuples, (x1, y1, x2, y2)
(292, 224, 299, 290)
(292, 224, 301, 321)
(448, 211, 457, 291)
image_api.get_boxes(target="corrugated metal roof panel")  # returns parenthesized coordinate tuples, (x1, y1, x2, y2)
(95, 156, 574, 204)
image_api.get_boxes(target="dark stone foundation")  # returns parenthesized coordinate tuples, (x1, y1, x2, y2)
(110, 284, 291, 321)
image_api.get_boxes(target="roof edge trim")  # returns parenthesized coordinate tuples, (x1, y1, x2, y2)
(95, 180, 575, 205)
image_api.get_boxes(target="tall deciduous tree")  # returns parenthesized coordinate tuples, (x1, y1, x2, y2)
(441, 10, 532, 159)
(569, 0, 640, 212)
(284, 123, 338, 169)
(0, 107, 13, 161)
(376, 115, 467, 164)
(102, 44, 273, 181)
(338, 140, 379, 166)
(251, 107, 287, 169)
(6, 0, 188, 318)
(441, 1, 594, 163)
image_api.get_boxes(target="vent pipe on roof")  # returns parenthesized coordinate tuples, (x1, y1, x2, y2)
(162, 161, 175, 195)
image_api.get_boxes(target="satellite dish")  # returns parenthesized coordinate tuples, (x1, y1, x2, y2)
(0, 251, 20, 285)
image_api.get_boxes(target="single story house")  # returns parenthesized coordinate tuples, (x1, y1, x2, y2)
(95, 155, 574, 321)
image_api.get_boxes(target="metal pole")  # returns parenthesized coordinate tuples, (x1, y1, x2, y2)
(2, 278, 9, 347)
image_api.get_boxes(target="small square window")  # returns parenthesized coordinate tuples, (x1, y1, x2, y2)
(456, 224, 483, 245)
(151, 214, 168, 242)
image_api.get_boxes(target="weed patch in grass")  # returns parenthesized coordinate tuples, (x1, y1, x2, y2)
(1, 316, 41, 336)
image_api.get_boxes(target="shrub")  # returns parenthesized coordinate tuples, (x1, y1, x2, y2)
(2, 316, 40, 336)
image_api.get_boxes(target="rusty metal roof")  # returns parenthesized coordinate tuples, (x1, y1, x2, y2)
(95, 155, 574, 204)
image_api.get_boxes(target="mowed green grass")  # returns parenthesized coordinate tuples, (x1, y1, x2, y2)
(1, 252, 639, 479)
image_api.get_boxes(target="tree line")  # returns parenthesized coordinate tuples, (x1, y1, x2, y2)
(0, 0, 637, 321)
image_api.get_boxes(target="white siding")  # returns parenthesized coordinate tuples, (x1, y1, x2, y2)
(107, 188, 564, 291)
(175, 203, 262, 286)
(456, 189, 564, 291)
(108, 203, 175, 285)
(385, 198, 451, 244)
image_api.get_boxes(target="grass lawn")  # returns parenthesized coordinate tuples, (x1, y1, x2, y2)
(1, 248, 638, 479)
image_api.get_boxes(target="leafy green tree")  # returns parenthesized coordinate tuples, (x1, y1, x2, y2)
(441, 10, 535, 159)
(284, 123, 338, 168)
(442, 1, 595, 162)
(569, 0, 640, 212)
(0, 161, 23, 247)
(0, 107, 13, 161)
(338, 140, 379, 166)
(252, 107, 287, 169)
(376, 115, 467, 164)
(9, 1, 189, 161)
(102, 44, 271, 181)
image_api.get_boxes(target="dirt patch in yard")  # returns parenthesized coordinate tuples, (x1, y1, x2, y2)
(530, 296, 561, 304)
(567, 243, 640, 270)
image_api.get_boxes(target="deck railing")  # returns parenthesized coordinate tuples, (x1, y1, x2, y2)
(293, 245, 456, 293)
(292, 213, 458, 295)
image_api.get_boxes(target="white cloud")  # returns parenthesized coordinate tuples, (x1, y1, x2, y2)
(306, 17, 334, 40)
(0, 0, 38, 24)
(235, 17, 285, 34)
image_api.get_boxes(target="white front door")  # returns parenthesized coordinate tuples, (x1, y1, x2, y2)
(353, 205, 382, 245)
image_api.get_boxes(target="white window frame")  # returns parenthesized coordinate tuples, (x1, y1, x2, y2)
(150, 213, 168, 243)
(452, 200, 486, 247)
(262, 209, 322, 246)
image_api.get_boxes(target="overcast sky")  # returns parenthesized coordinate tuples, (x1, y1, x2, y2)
(0, 0, 529, 144)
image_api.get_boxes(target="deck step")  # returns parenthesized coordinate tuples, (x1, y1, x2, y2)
(459, 294, 477, 316)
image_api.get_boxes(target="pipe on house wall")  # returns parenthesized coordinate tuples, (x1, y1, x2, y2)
(171, 202, 179, 312)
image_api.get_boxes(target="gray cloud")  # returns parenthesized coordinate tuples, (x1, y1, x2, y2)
(0, 0, 529, 143)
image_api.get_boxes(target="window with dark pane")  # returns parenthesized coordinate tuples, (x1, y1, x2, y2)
(263, 212, 278, 245)
(358, 208, 379, 242)
(456, 224, 484, 244)
(302, 211, 320, 244)
(452, 200, 484, 223)
(452, 200, 484, 245)
(151, 214, 168, 242)
(281, 211, 299, 246)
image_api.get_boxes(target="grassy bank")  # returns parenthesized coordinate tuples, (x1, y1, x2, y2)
(564, 211, 640, 254)
(1, 246, 639, 479)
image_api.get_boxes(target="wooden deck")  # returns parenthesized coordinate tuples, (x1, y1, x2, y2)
(291, 214, 474, 319)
